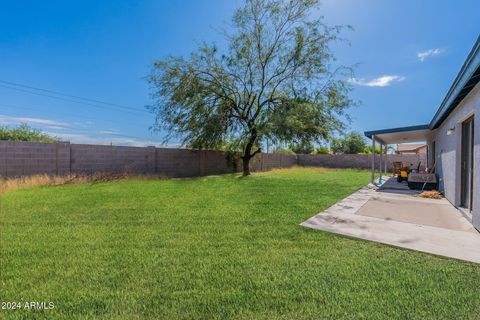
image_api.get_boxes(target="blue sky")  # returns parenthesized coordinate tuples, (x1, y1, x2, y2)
(0, 0, 479, 146)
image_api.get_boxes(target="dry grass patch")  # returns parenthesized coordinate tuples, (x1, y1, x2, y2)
(419, 190, 442, 199)
(0, 172, 167, 193)
(0, 167, 339, 193)
(0, 174, 82, 193)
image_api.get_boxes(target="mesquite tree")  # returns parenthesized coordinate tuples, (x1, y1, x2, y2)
(148, 0, 353, 175)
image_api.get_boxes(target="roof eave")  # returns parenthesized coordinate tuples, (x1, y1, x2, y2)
(429, 36, 480, 129)
(364, 124, 430, 139)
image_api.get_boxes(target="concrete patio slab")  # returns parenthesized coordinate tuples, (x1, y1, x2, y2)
(357, 196, 474, 232)
(301, 179, 480, 264)
(377, 177, 422, 195)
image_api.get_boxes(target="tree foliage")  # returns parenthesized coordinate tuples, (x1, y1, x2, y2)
(273, 147, 295, 155)
(364, 144, 393, 154)
(148, 0, 353, 175)
(289, 141, 314, 154)
(0, 124, 57, 142)
(330, 132, 366, 154)
(314, 146, 330, 154)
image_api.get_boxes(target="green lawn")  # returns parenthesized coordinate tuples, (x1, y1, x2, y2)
(1, 167, 479, 319)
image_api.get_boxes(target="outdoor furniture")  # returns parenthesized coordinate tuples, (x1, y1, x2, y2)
(397, 162, 422, 183)
(392, 161, 403, 176)
(410, 163, 421, 173)
(397, 167, 409, 182)
(407, 173, 438, 190)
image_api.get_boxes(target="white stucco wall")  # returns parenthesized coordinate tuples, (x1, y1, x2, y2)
(428, 82, 480, 230)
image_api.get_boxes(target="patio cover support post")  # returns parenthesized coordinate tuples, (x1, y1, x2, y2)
(379, 144, 383, 184)
(384, 147, 388, 176)
(371, 136, 376, 185)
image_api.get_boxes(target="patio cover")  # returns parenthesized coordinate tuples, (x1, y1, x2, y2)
(363, 124, 431, 184)
(364, 124, 431, 144)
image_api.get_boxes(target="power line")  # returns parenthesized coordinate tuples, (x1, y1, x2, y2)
(0, 106, 161, 139)
(0, 79, 139, 110)
(0, 103, 148, 126)
(0, 83, 149, 116)
(0, 80, 164, 145)
(0, 111, 162, 144)
(0, 79, 148, 113)
(0, 105, 160, 141)
(50, 128, 162, 143)
(0, 80, 150, 115)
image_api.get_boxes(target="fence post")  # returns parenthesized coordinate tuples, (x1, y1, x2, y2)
(55, 142, 59, 175)
(147, 146, 156, 174)
(69, 143, 73, 175)
(0, 141, 6, 177)
(199, 150, 206, 176)
(154, 147, 158, 174)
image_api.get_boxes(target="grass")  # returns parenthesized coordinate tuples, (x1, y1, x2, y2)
(0, 167, 479, 319)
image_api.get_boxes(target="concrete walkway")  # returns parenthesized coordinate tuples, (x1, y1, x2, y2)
(301, 179, 480, 264)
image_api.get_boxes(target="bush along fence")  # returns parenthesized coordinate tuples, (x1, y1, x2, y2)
(0, 141, 425, 178)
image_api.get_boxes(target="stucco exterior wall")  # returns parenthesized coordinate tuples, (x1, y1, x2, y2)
(429, 82, 480, 229)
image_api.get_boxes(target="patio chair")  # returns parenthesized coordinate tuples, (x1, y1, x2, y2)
(392, 161, 402, 176)
(414, 162, 421, 172)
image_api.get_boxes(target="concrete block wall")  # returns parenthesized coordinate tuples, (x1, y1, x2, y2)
(0, 141, 70, 177)
(203, 150, 241, 175)
(0, 142, 260, 178)
(155, 148, 203, 177)
(262, 153, 297, 171)
(71, 144, 156, 174)
(0, 140, 427, 179)
(298, 153, 426, 171)
(250, 154, 263, 172)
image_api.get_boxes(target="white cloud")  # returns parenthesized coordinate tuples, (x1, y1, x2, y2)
(45, 131, 175, 148)
(0, 113, 175, 147)
(417, 48, 444, 62)
(349, 75, 406, 87)
(98, 129, 121, 135)
(0, 114, 70, 129)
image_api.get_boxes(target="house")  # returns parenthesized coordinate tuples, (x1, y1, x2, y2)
(396, 143, 427, 155)
(364, 36, 480, 231)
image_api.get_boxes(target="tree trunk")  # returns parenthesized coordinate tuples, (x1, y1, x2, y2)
(242, 130, 258, 176)
(242, 156, 251, 176)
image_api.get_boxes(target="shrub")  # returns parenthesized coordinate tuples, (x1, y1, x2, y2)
(314, 146, 330, 154)
(289, 141, 314, 154)
(273, 148, 296, 155)
(0, 124, 57, 142)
